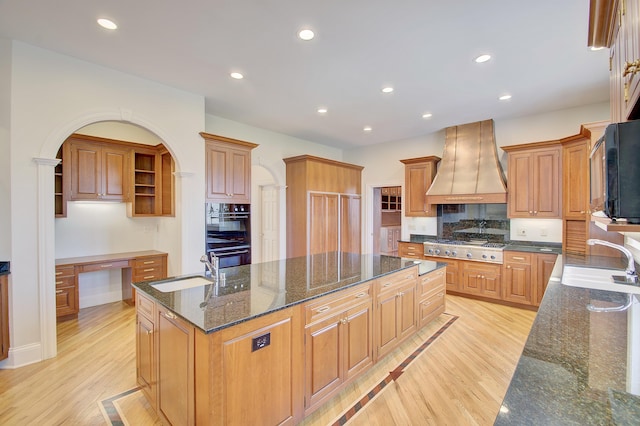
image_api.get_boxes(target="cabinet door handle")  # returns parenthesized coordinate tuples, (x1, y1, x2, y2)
(340, 318, 348, 325)
(316, 306, 330, 313)
(163, 311, 177, 320)
(506, 265, 511, 269)
(146, 330, 153, 335)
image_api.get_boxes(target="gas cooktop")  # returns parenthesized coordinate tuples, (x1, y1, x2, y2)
(423, 239, 505, 264)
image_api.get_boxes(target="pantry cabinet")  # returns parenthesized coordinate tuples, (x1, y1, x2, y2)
(502, 141, 561, 219)
(284, 155, 363, 258)
(201, 133, 258, 204)
(400, 156, 441, 217)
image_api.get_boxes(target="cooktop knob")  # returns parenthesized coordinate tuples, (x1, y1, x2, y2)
(451, 250, 457, 256)
(466, 253, 472, 259)
(435, 249, 441, 255)
(444, 250, 451, 256)
(491, 255, 496, 260)
(482, 254, 488, 259)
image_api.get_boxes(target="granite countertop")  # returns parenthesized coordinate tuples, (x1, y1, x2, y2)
(504, 240, 563, 255)
(495, 254, 640, 424)
(133, 252, 444, 334)
(0, 261, 9, 276)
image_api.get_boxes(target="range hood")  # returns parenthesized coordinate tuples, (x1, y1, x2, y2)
(426, 119, 507, 204)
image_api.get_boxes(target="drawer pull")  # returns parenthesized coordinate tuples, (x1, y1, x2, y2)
(143, 260, 155, 265)
(143, 275, 155, 279)
(163, 311, 177, 320)
(143, 268, 155, 272)
(423, 300, 431, 306)
(100, 264, 113, 268)
(511, 256, 526, 261)
(383, 283, 392, 287)
(55, 271, 63, 276)
(56, 281, 63, 285)
(407, 247, 415, 251)
(355, 292, 367, 298)
(56, 289, 63, 294)
(316, 306, 330, 313)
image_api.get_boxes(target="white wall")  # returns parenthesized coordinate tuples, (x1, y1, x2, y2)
(0, 39, 11, 259)
(2, 41, 205, 368)
(343, 102, 611, 250)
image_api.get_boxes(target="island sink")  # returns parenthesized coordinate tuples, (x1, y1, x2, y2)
(561, 265, 640, 294)
(151, 275, 214, 292)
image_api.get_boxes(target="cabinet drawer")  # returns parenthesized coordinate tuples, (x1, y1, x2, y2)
(133, 266, 165, 282)
(376, 268, 418, 295)
(398, 243, 423, 258)
(78, 259, 130, 273)
(419, 269, 445, 299)
(55, 275, 75, 288)
(136, 292, 156, 320)
(56, 285, 77, 317)
(133, 256, 165, 268)
(418, 290, 445, 327)
(305, 284, 371, 324)
(55, 265, 75, 277)
(504, 252, 532, 264)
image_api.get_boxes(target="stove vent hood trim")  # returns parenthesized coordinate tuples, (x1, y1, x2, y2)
(425, 119, 507, 204)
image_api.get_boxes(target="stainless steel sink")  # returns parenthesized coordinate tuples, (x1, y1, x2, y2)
(561, 265, 640, 294)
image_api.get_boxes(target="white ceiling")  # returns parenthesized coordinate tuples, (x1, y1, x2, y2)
(0, 0, 609, 149)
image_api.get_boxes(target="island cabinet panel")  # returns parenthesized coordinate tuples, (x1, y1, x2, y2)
(417, 268, 446, 329)
(374, 267, 418, 360)
(533, 253, 558, 306)
(157, 305, 195, 426)
(303, 283, 373, 414)
(424, 256, 460, 292)
(194, 306, 304, 426)
(136, 292, 157, 410)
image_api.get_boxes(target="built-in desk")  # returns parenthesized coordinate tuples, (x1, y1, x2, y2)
(55, 250, 167, 320)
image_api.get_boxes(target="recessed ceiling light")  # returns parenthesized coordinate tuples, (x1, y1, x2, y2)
(381, 87, 394, 93)
(317, 107, 327, 114)
(499, 94, 512, 101)
(474, 54, 491, 63)
(298, 29, 315, 41)
(97, 18, 118, 30)
(230, 72, 244, 80)
(422, 113, 433, 119)
(363, 126, 372, 132)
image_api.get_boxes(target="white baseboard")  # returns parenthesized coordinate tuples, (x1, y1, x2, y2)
(0, 342, 43, 369)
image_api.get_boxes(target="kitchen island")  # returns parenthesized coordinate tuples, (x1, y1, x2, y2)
(495, 254, 640, 424)
(133, 253, 446, 425)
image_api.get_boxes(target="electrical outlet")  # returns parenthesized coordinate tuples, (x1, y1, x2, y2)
(540, 228, 548, 237)
(517, 228, 527, 236)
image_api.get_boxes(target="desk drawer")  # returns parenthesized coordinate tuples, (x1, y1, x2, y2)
(55, 265, 75, 278)
(55, 275, 75, 288)
(79, 260, 130, 273)
(133, 266, 165, 282)
(133, 256, 165, 268)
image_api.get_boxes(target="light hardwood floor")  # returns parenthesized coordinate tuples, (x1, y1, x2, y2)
(0, 295, 536, 425)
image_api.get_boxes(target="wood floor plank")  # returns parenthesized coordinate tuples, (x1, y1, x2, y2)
(0, 294, 535, 425)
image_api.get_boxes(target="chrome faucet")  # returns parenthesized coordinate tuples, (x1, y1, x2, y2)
(200, 253, 220, 282)
(479, 220, 487, 233)
(586, 239, 638, 283)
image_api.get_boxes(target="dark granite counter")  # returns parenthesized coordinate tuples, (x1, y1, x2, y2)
(0, 261, 9, 276)
(495, 254, 640, 425)
(504, 240, 563, 255)
(133, 253, 441, 334)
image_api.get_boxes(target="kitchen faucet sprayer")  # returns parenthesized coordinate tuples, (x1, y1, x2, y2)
(586, 239, 638, 282)
(200, 254, 220, 282)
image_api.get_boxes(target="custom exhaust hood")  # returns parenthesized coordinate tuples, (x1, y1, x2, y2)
(426, 119, 507, 204)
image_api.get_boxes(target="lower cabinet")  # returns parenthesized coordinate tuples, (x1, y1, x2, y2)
(303, 283, 373, 413)
(397, 241, 424, 259)
(424, 256, 460, 292)
(502, 252, 533, 305)
(0, 274, 8, 361)
(534, 253, 558, 306)
(55, 265, 78, 320)
(417, 268, 446, 329)
(375, 267, 418, 360)
(461, 262, 502, 300)
(136, 292, 157, 410)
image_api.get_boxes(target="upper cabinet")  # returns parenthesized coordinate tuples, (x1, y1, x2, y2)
(380, 186, 401, 212)
(590, 0, 640, 121)
(67, 135, 131, 202)
(399, 156, 440, 217)
(58, 133, 175, 217)
(201, 133, 258, 204)
(502, 142, 562, 219)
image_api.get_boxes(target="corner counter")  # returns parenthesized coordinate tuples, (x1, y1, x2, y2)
(495, 254, 640, 424)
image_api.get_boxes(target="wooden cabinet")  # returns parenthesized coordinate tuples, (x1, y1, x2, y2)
(461, 262, 502, 300)
(284, 155, 363, 258)
(129, 254, 168, 302)
(202, 133, 258, 204)
(54, 145, 70, 217)
(156, 304, 195, 426)
(424, 256, 460, 292)
(55, 265, 78, 320)
(397, 241, 424, 259)
(129, 148, 174, 216)
(417, 268, 446, 329)
(400, 156, 440, 217)
(374, 267, 418, 360)
(534, 253, 558, 306)
(136, 292, 157, 410)
(503, 142, 561, 218)
(303, 283, 373, 413)
(381, 186, 401, 211)
(502, 252, 533, 305)
(67, 136, 130, 201)
(0, 274, 8, 361)
(380, 226, 401, 256)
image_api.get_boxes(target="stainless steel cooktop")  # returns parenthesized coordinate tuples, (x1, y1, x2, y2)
(423, 239, 505, 264)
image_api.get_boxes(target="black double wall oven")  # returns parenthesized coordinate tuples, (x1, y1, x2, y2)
(205, 203, 251, 268)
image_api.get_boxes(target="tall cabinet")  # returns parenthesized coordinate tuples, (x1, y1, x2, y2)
(284, 155, 363, 258)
